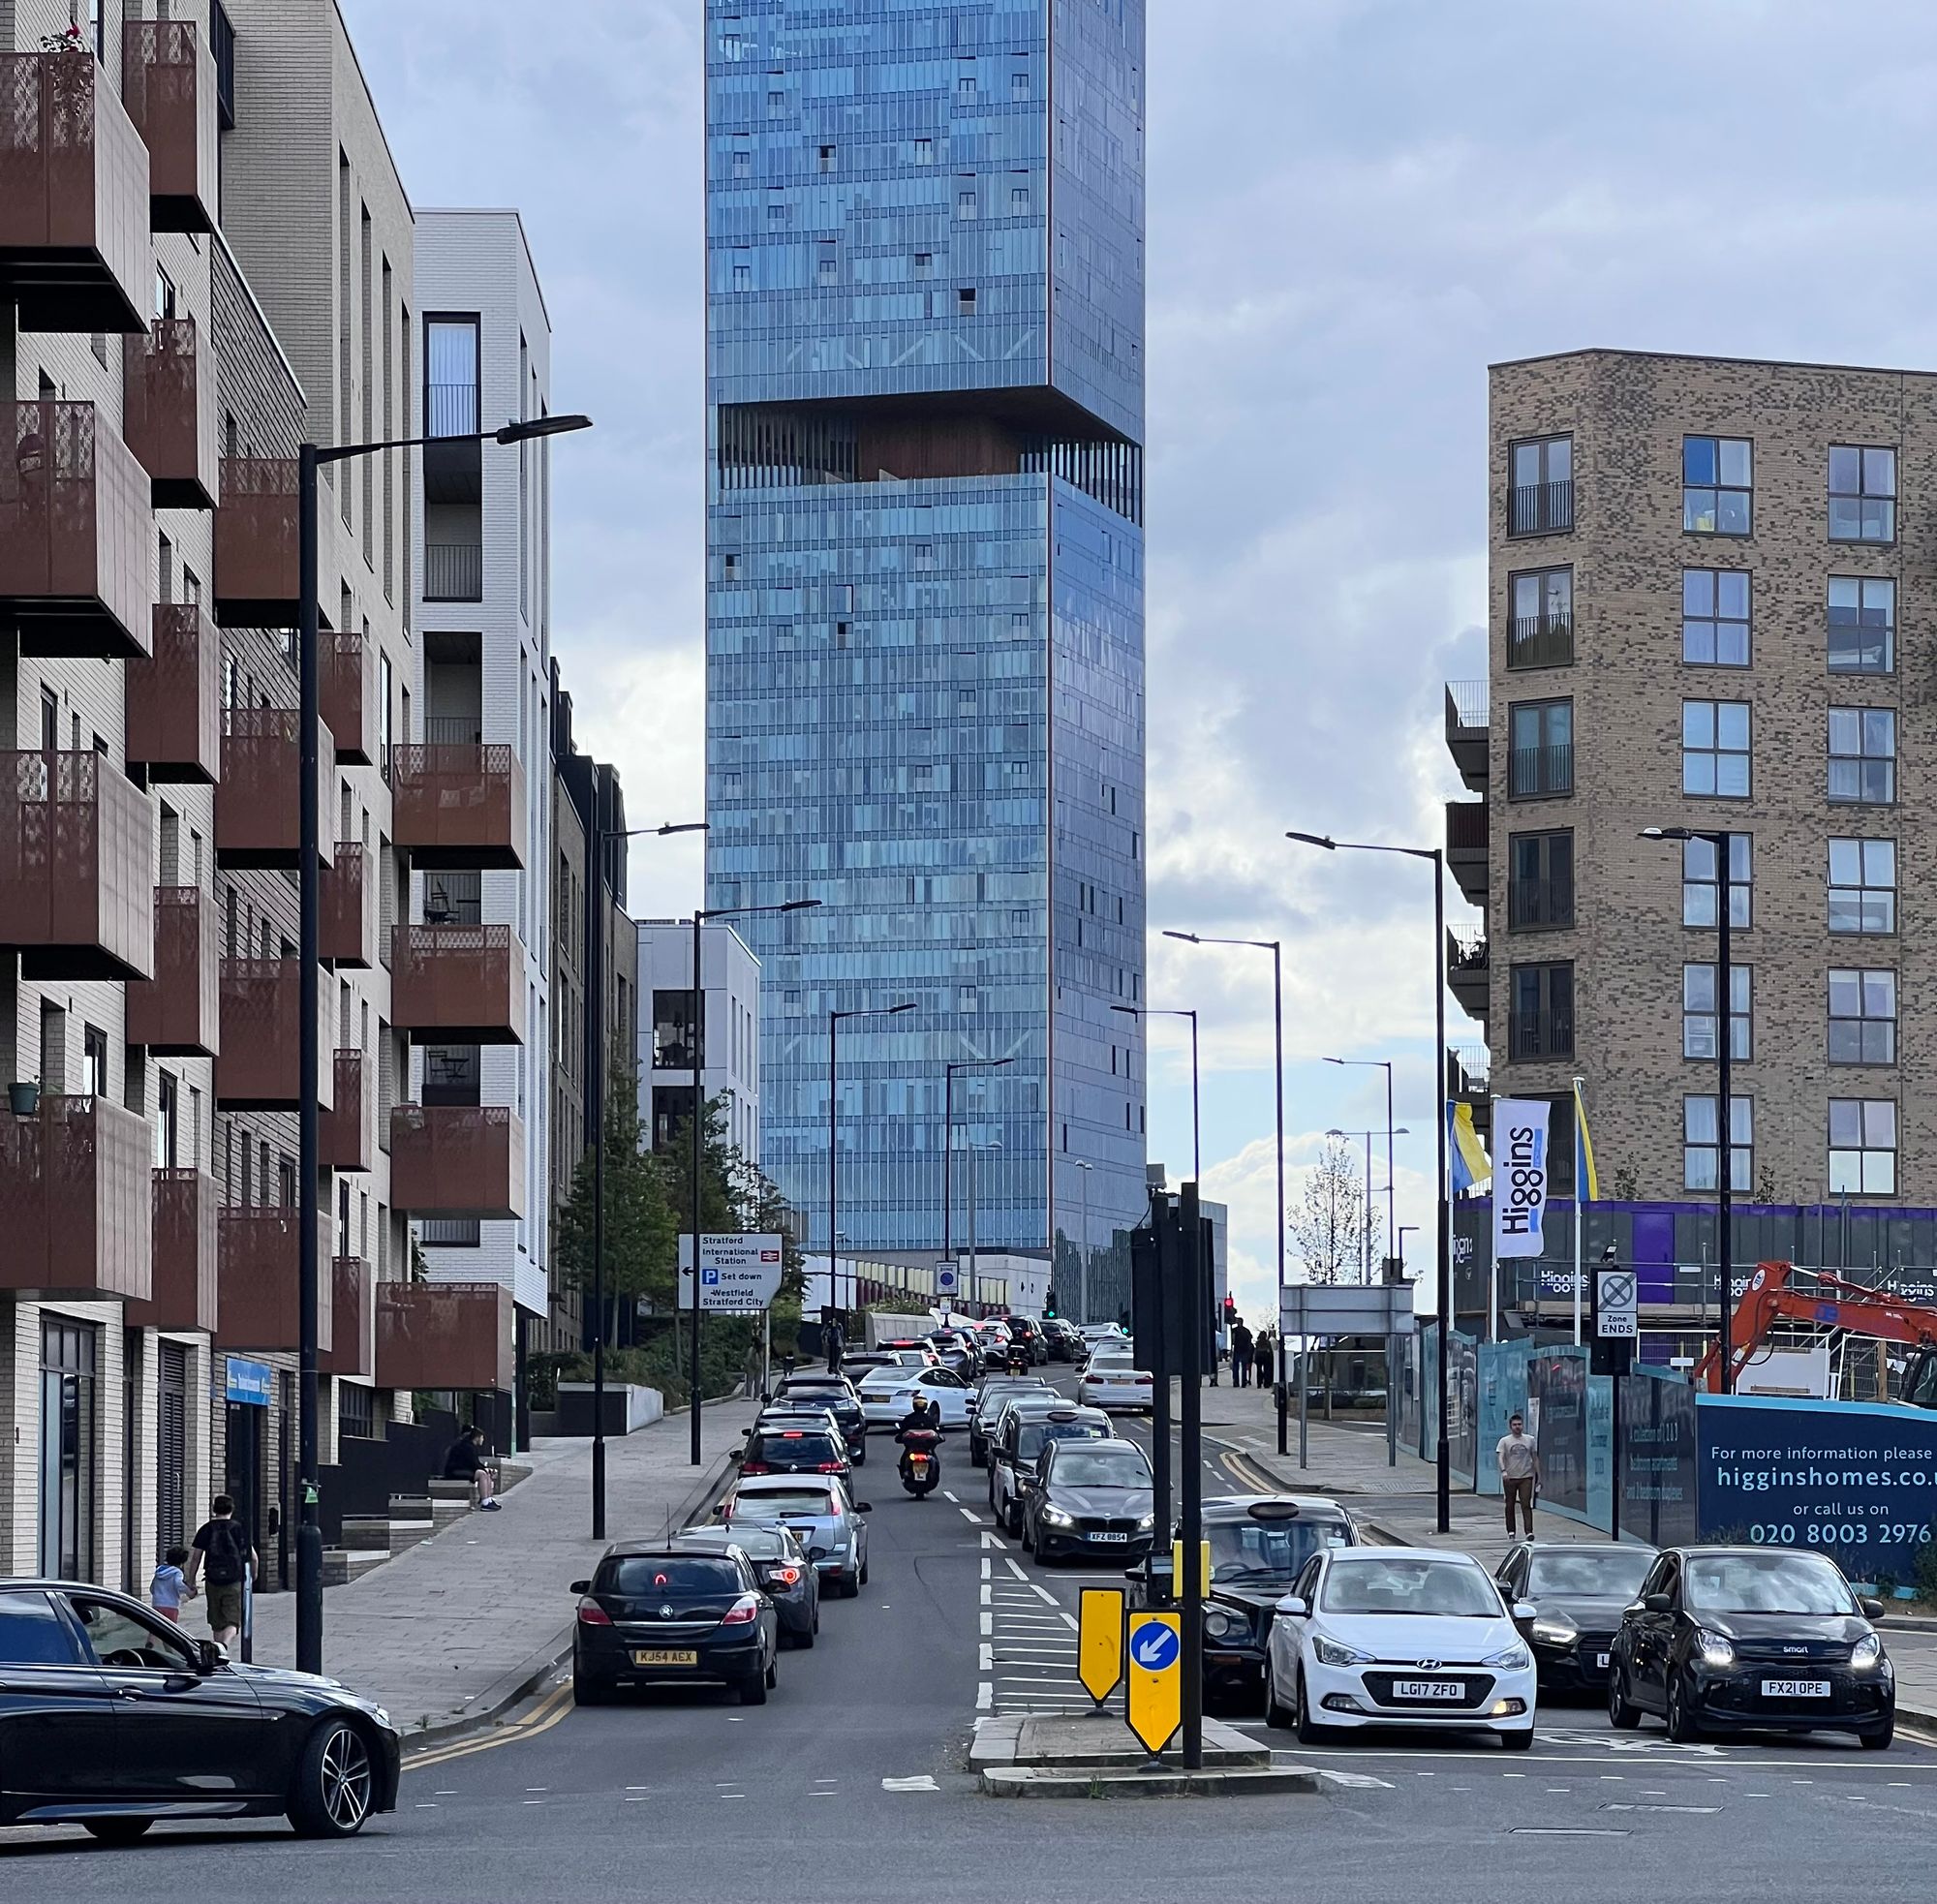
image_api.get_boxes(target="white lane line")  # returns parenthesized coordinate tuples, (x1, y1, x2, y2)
(979, 1643, 995, 1671)
(943, 1491, 960, 1503)
(1319, 1770, 1395, 1790)
(980, 1612, 992, 1637)
(959, 1507, 980, 1522)
(882, 1775, 939, 1793)
(980, 1557, 991, 1581)
(1006, 1559, 1030, 1581)
(980, 1583, 993, 1607)
(982, 1532, 1009, 1551)
(977, 1682, 993, 1710)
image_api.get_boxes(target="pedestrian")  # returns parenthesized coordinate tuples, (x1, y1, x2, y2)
(150, 1546, 192, 1623)
(1231, 1319, 1253, 1388)
(183, 1496, 259, 1650)
(1496, 1410, 1539, 1539)
(443, 1423, 501, 1511)
(1254, 1328, 1275, 1392)
(739, 1336, 765, 1398)
(825, 1316, 846, 1375)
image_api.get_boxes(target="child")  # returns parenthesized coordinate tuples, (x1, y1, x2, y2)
(151, 1546, 191, 1623)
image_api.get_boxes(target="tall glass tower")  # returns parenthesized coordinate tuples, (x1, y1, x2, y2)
(703, 0, 1146, 1305)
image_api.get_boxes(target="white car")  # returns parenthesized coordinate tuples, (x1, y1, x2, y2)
(1265, 1547, 1538, 1748)
(854, 1365, 975, 1428)
(1078, 1360, 1154, 1412)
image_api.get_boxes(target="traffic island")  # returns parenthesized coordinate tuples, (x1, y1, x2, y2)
(971, 1714, 1320, 1797)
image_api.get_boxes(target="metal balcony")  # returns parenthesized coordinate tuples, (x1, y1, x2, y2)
(215, 958, 332, 1112)
(390, 742, 525, 871)
(126, 603, 220, 783)
(321, 842, 376, 967)
(1506, 614, 1574, 671)
(322, 629, 378, 764)
(1447, 931, 1490, 1026)
(121, 19, 217, 234)
(389, 1104, 524, 1220)
(1509, 479, 1574, 538)
(127, 1166, 218, 1333)
(375, 1280, 514, 1393)
(422, 540, 483, 602)
(213, 1207, 333, 1354)
(125, 885, 219, 1058)
(321, 1257, 375, 1378)
(213, 457, 299, 629)
(0, 401, 152, 659)
(121, 318, 217, 509)
(1444, 798, 1489, 909)
(322, 1050, 372, 1172)
(0, 751, 153, 983)
(1444, 679, 1490, 793)
(1445, 1043, 1491, 1102)
(0, 51, 148, 333)
(216, 709, 337, 869)
(391, 925, 526, 1045)
(0, 1094, 152, 1302)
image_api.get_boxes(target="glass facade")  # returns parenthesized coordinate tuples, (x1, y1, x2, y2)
(704, 0, 1146, 1304)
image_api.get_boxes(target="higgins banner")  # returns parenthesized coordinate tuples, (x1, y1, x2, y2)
(1491, 1098, 1552, 1259)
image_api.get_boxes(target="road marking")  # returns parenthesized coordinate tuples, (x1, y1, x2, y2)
(1512, 1827, 1629, 1838)
(1318, 1769, 1395, 1790)
(980, 1558, 991, 1581)
(980, 1583, 992, 1606)
(977, 1682, 993, 1710)
(980, 1643, 994, 1671)
(882, 1775, 939, 1793)
(1006, 1558, 1029, 1581)
(980, 1612, 992, 1636)
(943, 1491, 960, 1503)
(959, 1507, 980, 1522)
(406, 1681, 575, 1770)
(981, 1532, 1008, 1550)
(1603, 1803, 1719, 1815)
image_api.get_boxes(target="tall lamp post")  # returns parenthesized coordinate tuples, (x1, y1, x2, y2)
(1325, 1056, 1396, 1265)
(829, 1000, 915, 1325)
(1069, 1158, 1092, 1323)
(295, 409, 591, 1675)
(1111, 1003, 1199, 1178)
(943, 1056, 1013, 1305)
(1163, 932, 1286, 1449)
(1643, 824, 1736, 1392)
(1287, 830, 1452, 1533)
(688, 897, 821, 1464)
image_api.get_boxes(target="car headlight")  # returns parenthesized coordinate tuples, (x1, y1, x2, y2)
(1204, 1609, 1242, 1640)
(1040, 1506, 1075, 1527)
(1311, 1635, 1374, 1668)
(1135, 1513, 1156, 1531)
(1484, 1642, 1533, 1671)
(1529, 1616, 1579, 1648)
(1696, 1628, 1736, 1669)
(1851, 1632, 1884, 1671)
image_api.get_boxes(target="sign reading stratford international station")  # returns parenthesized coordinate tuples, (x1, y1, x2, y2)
(676, 1234, 785, 1312)
(1491, 1098, 1551, 1260)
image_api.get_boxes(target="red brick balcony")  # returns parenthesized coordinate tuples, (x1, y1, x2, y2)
(121, 19, 216, 235)
(215, 709, 336, 870)
(375, 1280, 513, 1394)
(391, 925, 526, 1045)
(215, 958, 332, 1112)
(125, 885, 219, 1058)
(121, 318, 217, 509)
(321, 842, 376, 967)
(214, 457, 299, 629)
(126, 1166, 219, 1334)
(0, 1094, 152, 1302)
(390, 743, 526, 871)
(0, 51, 148, 333)
(389, 1105, 524, 1221)
(321, 1050, 371, 1172)
(322, 629, 377, 764)
(125, 603, 220, 783)
(213, 1207, 334, 1355)
(0, 751, 153, 983)
(321, 1257, 375, 1379)
(0, 400, 152, 659)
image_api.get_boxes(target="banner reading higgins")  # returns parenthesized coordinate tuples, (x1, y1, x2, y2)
(1491, 1098, 1552, 1260)
(1699, 1394, 1937, 1561)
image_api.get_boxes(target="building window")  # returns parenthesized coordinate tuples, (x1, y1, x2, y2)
(1829, 968, 1896, 1064)
(815, 243, 838, 285)
(817, 144, 835, 171)
(1829, 445, 1896, 543)
(1829, 1098, 1896, 1195)
(1681, 699, 1750, 798)
(424, 317, 479, 438)
(1829, 706, 1895, 804)
(1012, 69, 1030, 99)
(957, 73, 977, 97)
(731, 147, 752, 179)
(1829, 837, 1895, 934)
(1684, 1094, 1753, 1193)
(767, 88, 785, 115)
(1682, 568, 1750, 666)
(957, 187, 979, 220)
(1507, 830, 1573, 930)
(1507, 434, 1572, 537)
(732, 261, 752, 292)
(1682, 832, 1751, 930)
(651, 991, 702, 1071)
(1828, 576, 1893, 674)
(1507, 567, 1573, 669)
(913, 252, 934, 279)
(1682, 963, 1750, 1061)
(1507, 698, 1573, 798)
(914, 138, 933, 163)
(1009, 184, 1030, 215)
(1683, 435, 1753, 536)
(957, 288, 976, 316)
(1508, 961, 1574, 1060)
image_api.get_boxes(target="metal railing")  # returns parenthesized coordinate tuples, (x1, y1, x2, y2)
(422, 715, 483, 747)
(1510, 743, 1573, 798)
(1508, 874, 1574, 929)
(1445, 800, 1489, 850)
(1447, 1043, 1491, 1094)
(1507, 615, 1574, 669)
(424, 382, 478, 439)
(1509, 479, 1574, 537)
(1508, 1006, 1574, 1061)
(423, 540, 482, 601)
(1445, 679, 1490, 731)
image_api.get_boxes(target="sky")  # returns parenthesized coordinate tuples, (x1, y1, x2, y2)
(339, 0, 1937, 1328)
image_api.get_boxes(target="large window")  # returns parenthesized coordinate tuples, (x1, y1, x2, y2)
(1681, 568, 1750, 666)
(1508, 435, 1573, 537)
(1829, 968, 1896, 1065)
(652, 990, 703, 1071)
(423, 317, 478, 438)
(1829, 707, 1895, 804)
(1683, 963, 1750, 1061)
(1829, 1099, 1896, 1195)
(1682, 833, 1750, 930)
(1683, 436, 1753, 536)
(1828, 576, 1894, 674)
(1684, 1095, 1753, 1193)
(1508, 829, 1574, 930)
(1507, 567, 1573, 668)
(1829, 445, 1896, 543)
(1508, 962, 1574, 1060)
(1508, 699, 1573, 798)
(1681, 700, 1750, 798)
(1829, 837, 1895, 935)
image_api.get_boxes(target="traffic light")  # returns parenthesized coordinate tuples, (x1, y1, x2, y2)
(1044, 1298, 1058, 1318)
(1222, 1296, 1237, 1327)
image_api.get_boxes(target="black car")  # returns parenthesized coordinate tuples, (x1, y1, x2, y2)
(1003, 1315, 1048, 1366)
(739, 1424, 853, 1485)
(571, 1544, 781, 1705)
(1609, 1545, 1894, 1748)
(772, 1375, 868, 1462)
(1023, 1438, 1154, 1562)
(1495, 1539, 1653, 1693)
(0, 1580, 400, 1841)
(989, 1404, 1113, 1534)
(672, 1524, 820, 1648)
(1040, 1319, 1083, 1363)
(968, 1375, 1053, 1468)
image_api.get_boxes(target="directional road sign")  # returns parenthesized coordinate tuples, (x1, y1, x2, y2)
(1125, 1611, 1182, 1754)
(677, 1233, 785, 1312)
(1596, 1267, 1638, 1339)
(1078, 1588, 1124, 1704)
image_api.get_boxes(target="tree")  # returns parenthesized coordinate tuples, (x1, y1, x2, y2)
(554, 1051, 679, 1311)
(1289, 1134, 1383, 1284)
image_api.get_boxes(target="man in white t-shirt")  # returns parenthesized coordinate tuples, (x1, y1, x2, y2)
(1496, 1412, 1539, 1538)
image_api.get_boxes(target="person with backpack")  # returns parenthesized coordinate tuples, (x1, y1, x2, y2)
(183, 1495, 259, 1650)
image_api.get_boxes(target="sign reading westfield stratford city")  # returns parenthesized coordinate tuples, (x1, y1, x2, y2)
(676, 1233, 785, 1311)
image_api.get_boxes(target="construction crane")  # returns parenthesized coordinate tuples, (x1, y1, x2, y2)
(1696, 1260, 1937, 1402)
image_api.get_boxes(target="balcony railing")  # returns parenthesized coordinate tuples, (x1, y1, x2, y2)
(126, 603, 220, 783)
(389, 1104, 524, 1220)
(121, 19, 218, 234)
(0, 1095, 152, 1301)
(214, 456, 299, 628)
(320, 1257, 375, 1378)
(425, 383, 480, 439)
(375, 1280, 514, 1393)
(322, 628, 377, 764)
(127, 1166, 219, 1333)
(215, 958, 331, 1111)
(1506, 615, 1574, 670)
(423, 540, 483, 602)
(390, 742, 526, 871)
(1509, 479, 1574, 537)
(214, 1207, 334, 1354)
(1508, 1006, 1575, 1062)
(321, 842, 377, 967)
(1, 400, 152, 659)
(1509, 744, 1574, 799)
(1508, 874, 1574, 931)
(322, 1050, 372, 1173)
(1446, 1043, 1491, 1099)
(0, 751, 154, 983)
(122, 319, 218, 510)
(216, 708, 337, 869)
(126, 885, 220, 1058)
(1445, 679, 1489, 731)
(391, 924, 526, 1045)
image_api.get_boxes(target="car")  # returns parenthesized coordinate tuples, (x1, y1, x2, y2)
(752, 1402, 846, 1439)
(571, 1544, 780, 1706)
(1608, 1546, 1894, 1748)
(967, 1375, 1053, 1466)
(672, 1523, 820, 1649)
(0, 1580, 401, 1841)
(988, 1403, 1113, 1535)
(1264, 1546, 1538, 1749)
(1002, 1315, 1049, 1365)
(1040, 1319, 1083, 1361)
(924, 1330, 980, 1379)
(1023, 1436, 1155, 1562)
(719, 1473, 872, 1599)
(771, 1374, 868, 1462)
(1494, 1540, 1654, 1694)
(976, 1388, 1068, 1486)
(1078, 1357, 1155, 1413)
(854, 1364, 976, 1428)
(839, 1351, 899, 1377)
(738, 1423, 853, 1485)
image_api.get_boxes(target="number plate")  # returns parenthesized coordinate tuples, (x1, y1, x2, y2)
(631, 1649, 698, 1668)
(1761, 1677, 1830, 1699)
(1089, 1531, 1129, 1543)
(1594, 1652, 1611, 1670)
(1392, 1678, 1464, 1701)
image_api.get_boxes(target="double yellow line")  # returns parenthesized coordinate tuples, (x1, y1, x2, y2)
(404, 1677, 575, 1773)
(1219, 1448, 1281, 1495)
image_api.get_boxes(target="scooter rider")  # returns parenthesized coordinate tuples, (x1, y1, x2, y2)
(895, 1394, 942, 1483)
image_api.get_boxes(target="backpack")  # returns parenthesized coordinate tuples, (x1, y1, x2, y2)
(200, 1519, 249, 1586)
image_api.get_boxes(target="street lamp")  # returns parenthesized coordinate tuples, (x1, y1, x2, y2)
(968, 1139, 1002, 1310)
(1164, 931, 1287, 1448)
(1069, 1158, 1092, 1324)
(1643, 823, 1737, 1393)
(829, 1000, 915, 1328)
(1287, 828, 1452, 1533)
(943, 1057, 1013, 1309)
(1325, 1056, 1397, 1265)
(1324, 1126, 1412, 1280)
(1112, 1003, 1199, 1179)
(293, 410, 592, 1674)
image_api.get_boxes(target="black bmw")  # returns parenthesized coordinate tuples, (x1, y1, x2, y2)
(1022, 1438, 1154, 1562)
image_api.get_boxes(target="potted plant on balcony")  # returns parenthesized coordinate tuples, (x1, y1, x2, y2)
(8, 1079, 42, 1118)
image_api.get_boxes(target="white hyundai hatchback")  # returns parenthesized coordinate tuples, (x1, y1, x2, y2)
(1265, 1547, 1537, 1749)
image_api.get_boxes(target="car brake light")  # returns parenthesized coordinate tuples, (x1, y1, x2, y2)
(741, 1460, 772, 1476)
(576, 1598, 612, 1626)
(782, 1430, 804, 1438)
(768, 1565, 802, 1586)
(721, 1595, 762, 1626)
(815, 1461, 845, 1473)
(1134, 1375, 1153, 1385)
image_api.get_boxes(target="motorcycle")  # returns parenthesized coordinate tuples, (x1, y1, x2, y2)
(897, 1426, 941, 1498)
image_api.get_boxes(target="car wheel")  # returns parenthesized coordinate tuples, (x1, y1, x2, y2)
(1664, 1672, 1703, 1743)
(738, 1672, 768, 1706)
(1500, 1726, 1534, 1752)
(765, 1656, 779, 1689)
(82, 1819, 153, 1845)
(1860, 1716, 1895, 1752)
(1293, 1666, 1337, 1747)
(1263, 1658, 1293, 1730)
(852, 1446, 866, 1466)
(572, 1666, 613, 1705)
(288, 1718, 377, 1838)
(1607, 1664, 1641, 1730)
(840, 1570, 862, 1600)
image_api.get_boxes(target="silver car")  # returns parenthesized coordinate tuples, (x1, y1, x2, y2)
(718, 1473, 872, 1600)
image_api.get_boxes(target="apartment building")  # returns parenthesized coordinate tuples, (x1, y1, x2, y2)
(637, 918, 761, 1164)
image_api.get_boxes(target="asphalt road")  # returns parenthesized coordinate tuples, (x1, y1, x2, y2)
(11, 1369, 1937, 1901)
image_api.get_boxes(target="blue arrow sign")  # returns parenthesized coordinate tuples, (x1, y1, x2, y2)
(1129, 1622, 1180, 1673)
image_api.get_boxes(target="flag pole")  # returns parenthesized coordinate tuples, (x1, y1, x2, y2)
(1572, 1075, 1585, 1346)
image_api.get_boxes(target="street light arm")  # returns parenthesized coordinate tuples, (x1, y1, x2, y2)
(315, 414, 593, 469)
(1287, 831, 1436, 865)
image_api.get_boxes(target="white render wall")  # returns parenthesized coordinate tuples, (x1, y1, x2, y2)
(636, 919, 762, 1165)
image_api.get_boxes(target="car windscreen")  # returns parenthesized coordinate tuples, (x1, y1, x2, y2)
(731, 1487, 839, 1517)
(1528, 1549, 1653, 1601)
(1320, 1556, 1502, 1616)
(678, 1528, 791, 1560)
(1683, 1551, 1857, 1615)
(1053, 1450, 1151, 1488)
(747, 1431, 843, 1463)
(1017, 1420, 1108, 1459)
(1207, 1517, 1347, 1583)
(602, 1557, 744, 1596)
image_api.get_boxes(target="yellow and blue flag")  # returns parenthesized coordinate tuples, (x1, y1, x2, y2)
(1573, 1078, 1600, 1203)
(1447, 1100, 1491, 1194)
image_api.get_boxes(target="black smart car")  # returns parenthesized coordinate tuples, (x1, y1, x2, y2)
(1609, 1545, 1893, 1748)
(1495, 1539, 1654, 1693)
(571, 1544, 780, 1706)
(671, 1523, 820, 1648)
(0, 1580, 400, 1841)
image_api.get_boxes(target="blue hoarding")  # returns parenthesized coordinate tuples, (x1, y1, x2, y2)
(225, 1357, 272, 1406)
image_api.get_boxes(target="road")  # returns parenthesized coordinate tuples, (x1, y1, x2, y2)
(10, 1367, 1937, 1901)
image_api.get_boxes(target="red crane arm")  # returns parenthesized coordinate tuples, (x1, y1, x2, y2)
(1696, 1262, 1937, 1392)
